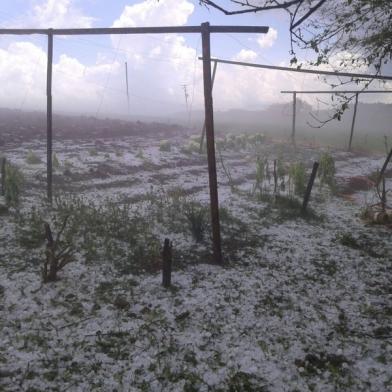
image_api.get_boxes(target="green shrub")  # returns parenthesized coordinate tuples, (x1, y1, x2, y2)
(136, 149, 144, 159)
(4, 163, 24, 206)
(26, 150, 42, 164)
(236, 134, 248, 149)
(189, 135, 201, 144)
(53, 153, 60, 169)
(255, 157, 265, 191)
(53, 195, 160, 273)
(216, 137, 226, 150)
(184, 202, 208, 243)
(159, 140, 171, 152)
(289, 162, 306, 196)
(319, 152, 336, 190)
(182, 141, 199, 154)
(16, 207, 46, 248)
(247, 133, 265, 148)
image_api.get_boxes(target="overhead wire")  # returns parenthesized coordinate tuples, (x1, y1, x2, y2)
(0, 24, 206, 117)
(61, 35, 196, 65)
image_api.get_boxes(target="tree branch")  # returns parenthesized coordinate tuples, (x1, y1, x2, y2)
(200, 0, 302, 16)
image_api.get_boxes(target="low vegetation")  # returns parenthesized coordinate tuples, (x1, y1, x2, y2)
(159, 140, 171, 152)
(319, 152, 336, 191)
(4, 161, 24, 207)
(1, 132, 390, 392)
(26, 150, 42, 164)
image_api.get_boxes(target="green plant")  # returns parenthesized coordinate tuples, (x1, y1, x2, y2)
(182, 141, 199, 154)
(53, 195, 161, 273)
(189, 135, 201, 144)
(15, 207, 46, 248)
(255, 157, 265, 193)
(319, 152, 336, 190)
(26, 150, 42, 164)
(227, 371, 267, 392)
(159, 140, 171, 152)
(89, 148, 98, 156)
(183, 202, 208, 243)
(289, 162, 306, 196)
(136, 149, 144, 159)
(277, 158, 286, 192)
(53, 153, 60, 169)
(248, 132, 265, 146)
(4, 163, 24, 206)
(42, 218, 75, 283)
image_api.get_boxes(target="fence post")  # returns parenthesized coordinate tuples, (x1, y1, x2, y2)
(273, 159, 277, 195)
(1, 157, 5, 196)
(199, 60, 218, 153)
(377, 147, 392, 186)
(162, 238, 172, 288)
(47, 29, 53, 203)
(348, 93, 358, 151)
(302, 162, 319, 212)
(201, 22, 223, 264)
(291, 91, 297, 144)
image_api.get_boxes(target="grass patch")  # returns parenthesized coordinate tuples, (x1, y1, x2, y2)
(26, 150, 42, 164)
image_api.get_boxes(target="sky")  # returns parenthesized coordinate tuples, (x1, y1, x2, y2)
(0, 0, 391, 118)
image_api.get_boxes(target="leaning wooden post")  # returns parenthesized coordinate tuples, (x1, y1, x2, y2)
(377, 147, 392, 186)
(302, 162, 319, 212)
(201, 22, 223, 264)
(348, 93, 358, 151)
(1, 157, 5, 196)
(199, 60, 218, 153)
(46, 29, 54, 203)
(291, 91, 297, 144)
(162, 238, 172, 288)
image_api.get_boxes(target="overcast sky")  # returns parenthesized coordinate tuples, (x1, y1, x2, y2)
(0, 0, 391, 118)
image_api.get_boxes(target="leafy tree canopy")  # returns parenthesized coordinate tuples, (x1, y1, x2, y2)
(199, 0, 391, 73)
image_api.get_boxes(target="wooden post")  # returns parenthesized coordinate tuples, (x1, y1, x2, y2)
(199, 60, 218, 153)
(162, 238, 172, 288)
(47, 29, 53, 203)
(348, 93, 358, 151)
(273, 159, 277, 195)
(384, 135, 389, 155)
(377, 147, 392, 186)
(302, 162, 319, 212)
(381, 177, 386, 212)
(1, 157, 5, 196)
(291, 92, 296, 144)
(201, 22, 223, 264)
(125, 61, 130, 114)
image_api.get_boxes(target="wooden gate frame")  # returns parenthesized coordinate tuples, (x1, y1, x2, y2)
(0, 23, 269, 264)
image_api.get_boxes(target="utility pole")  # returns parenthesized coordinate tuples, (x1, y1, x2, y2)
(181, 84, 189, 110)
(125, 61, 130, 115)
(201, 22, 223, 264)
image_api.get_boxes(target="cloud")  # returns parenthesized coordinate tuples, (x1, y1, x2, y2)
(257, 27, 278, 49)
(6, 0, 95, 28)
(112, 0, 194, 27)
(0, 0, 390, 117)
(109, 0, 200, 113)
(0, 40, 123, 114)
(233, 49, 258, 62)
(0, 42, 47, 110)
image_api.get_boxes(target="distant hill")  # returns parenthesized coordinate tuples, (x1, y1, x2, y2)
(0, 100, 391, 151)
(171, 100, 392, 151)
